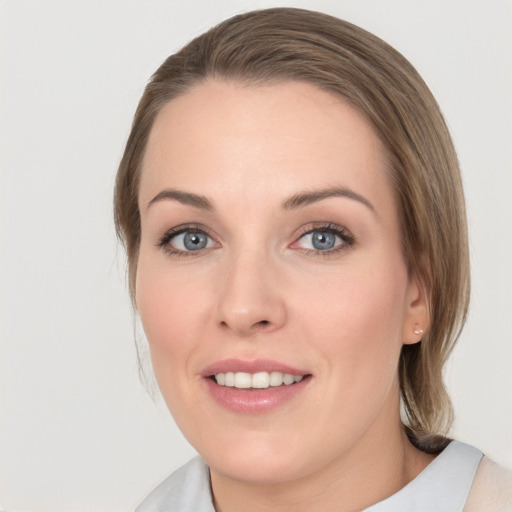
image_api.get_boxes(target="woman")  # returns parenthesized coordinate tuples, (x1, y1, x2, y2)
(114, 8, 511, 511)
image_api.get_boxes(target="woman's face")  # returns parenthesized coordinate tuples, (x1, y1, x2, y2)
(136, 80, 426, 483)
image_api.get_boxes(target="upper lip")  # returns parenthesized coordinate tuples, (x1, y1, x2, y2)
(201, 358, 309, 377)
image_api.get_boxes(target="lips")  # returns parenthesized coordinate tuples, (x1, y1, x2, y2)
(201, 358, 309, 377)
(201, 358, 312, 413)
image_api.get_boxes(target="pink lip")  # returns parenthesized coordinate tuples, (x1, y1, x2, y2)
(201, 358, 312, 414)
(201, 358, 309, 377)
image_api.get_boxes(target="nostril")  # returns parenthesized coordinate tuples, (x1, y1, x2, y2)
(254, 320, 270, 329)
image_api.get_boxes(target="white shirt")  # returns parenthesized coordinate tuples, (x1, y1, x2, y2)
(136, 440, 512, 511)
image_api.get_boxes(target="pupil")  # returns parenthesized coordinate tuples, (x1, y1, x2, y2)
(184, 232, 207, 250)
(312, 231, 335, 250)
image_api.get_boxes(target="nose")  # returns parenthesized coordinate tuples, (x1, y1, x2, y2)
(213, 247, 287, 337)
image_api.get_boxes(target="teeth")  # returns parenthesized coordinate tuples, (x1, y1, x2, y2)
(269, 371, 283, 387)
(214, 371, 305, 389)
(234, 372, 252, 388)
(252, 372, 270, 389)
(283, 373, 295, 385)
(224, 372, 235, 387)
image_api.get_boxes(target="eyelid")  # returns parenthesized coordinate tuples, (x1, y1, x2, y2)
(290, 222, 356, 254)
(156, 223, 220, 256)
(155, 221, 355, 257)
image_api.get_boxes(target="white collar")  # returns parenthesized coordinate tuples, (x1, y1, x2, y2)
(137, 440, 483, 512)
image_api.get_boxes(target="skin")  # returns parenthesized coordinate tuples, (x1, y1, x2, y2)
(136, 79, 432, 512)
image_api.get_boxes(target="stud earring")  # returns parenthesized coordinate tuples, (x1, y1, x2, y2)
(413, 326, 424, 336)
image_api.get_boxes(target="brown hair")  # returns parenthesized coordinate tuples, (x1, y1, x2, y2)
(114, 7, 469, 452)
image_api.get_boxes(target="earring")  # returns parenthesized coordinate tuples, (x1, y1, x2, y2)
(413, 326, 424, 336)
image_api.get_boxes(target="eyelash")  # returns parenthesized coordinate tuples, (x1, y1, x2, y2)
(156, 222, 356, 257)
(156, 223, 216, 257)
(294, 222, 356, 257)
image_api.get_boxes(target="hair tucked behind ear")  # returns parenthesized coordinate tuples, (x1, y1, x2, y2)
(114, 7, 470, 453)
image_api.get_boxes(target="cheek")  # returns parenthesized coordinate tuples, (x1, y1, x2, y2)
(135, 254, 207, 381)
(296, 264, 408, 378)
(135, 258, 215, 430)
(301, 264, 406, 332)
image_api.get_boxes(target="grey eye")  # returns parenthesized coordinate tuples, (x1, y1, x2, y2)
(298, 230, 341, 251)
(183, 232, 208, 250)
(171, 231, 213, 251)
(311, 231, 336, 250)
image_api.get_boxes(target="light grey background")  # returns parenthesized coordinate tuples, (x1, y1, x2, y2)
(1, 1, 510, 511)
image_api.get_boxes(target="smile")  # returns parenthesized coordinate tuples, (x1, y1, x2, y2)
(214, 371, 304, 389)
(202, 360, 312, 413)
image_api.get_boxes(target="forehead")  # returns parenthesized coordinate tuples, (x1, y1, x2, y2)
(139, 79, 393, 216)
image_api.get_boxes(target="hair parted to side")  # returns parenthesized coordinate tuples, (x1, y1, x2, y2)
(114, 7, 470, 453)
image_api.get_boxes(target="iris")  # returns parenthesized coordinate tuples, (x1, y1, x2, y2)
(311, 231, 336, 250)
(183, 232, 208, 250)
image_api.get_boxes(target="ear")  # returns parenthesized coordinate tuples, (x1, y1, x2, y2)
(402, 275, 429, 345)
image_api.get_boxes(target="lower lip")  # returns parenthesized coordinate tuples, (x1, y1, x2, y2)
(203, 376, 311, 413)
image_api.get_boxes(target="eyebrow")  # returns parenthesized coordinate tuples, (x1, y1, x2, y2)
(147, 185, 376, 215)
(282, 186, 376, 214)
(147, 189, 215, 211)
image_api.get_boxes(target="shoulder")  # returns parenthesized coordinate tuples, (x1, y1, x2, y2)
(464, 455, 512, 512)
(365, 440, 496, 511)
(136, 457, 215, 512)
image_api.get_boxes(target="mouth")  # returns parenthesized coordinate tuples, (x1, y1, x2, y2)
(211, 371, 309, 389)
(202, 359, 312, 413)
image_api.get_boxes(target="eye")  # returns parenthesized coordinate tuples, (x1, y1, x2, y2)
(292, 223, 355, 254)
(157, 226, 217, 256)
(300, 231, 339, 251)
(173, 231, 213, 251)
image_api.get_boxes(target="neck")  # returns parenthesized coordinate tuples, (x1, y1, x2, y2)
(210, 400, 434, 512)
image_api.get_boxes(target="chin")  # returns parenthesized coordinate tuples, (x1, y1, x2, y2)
(195, 426, 333, 485)
(208, 449, 307, 485)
